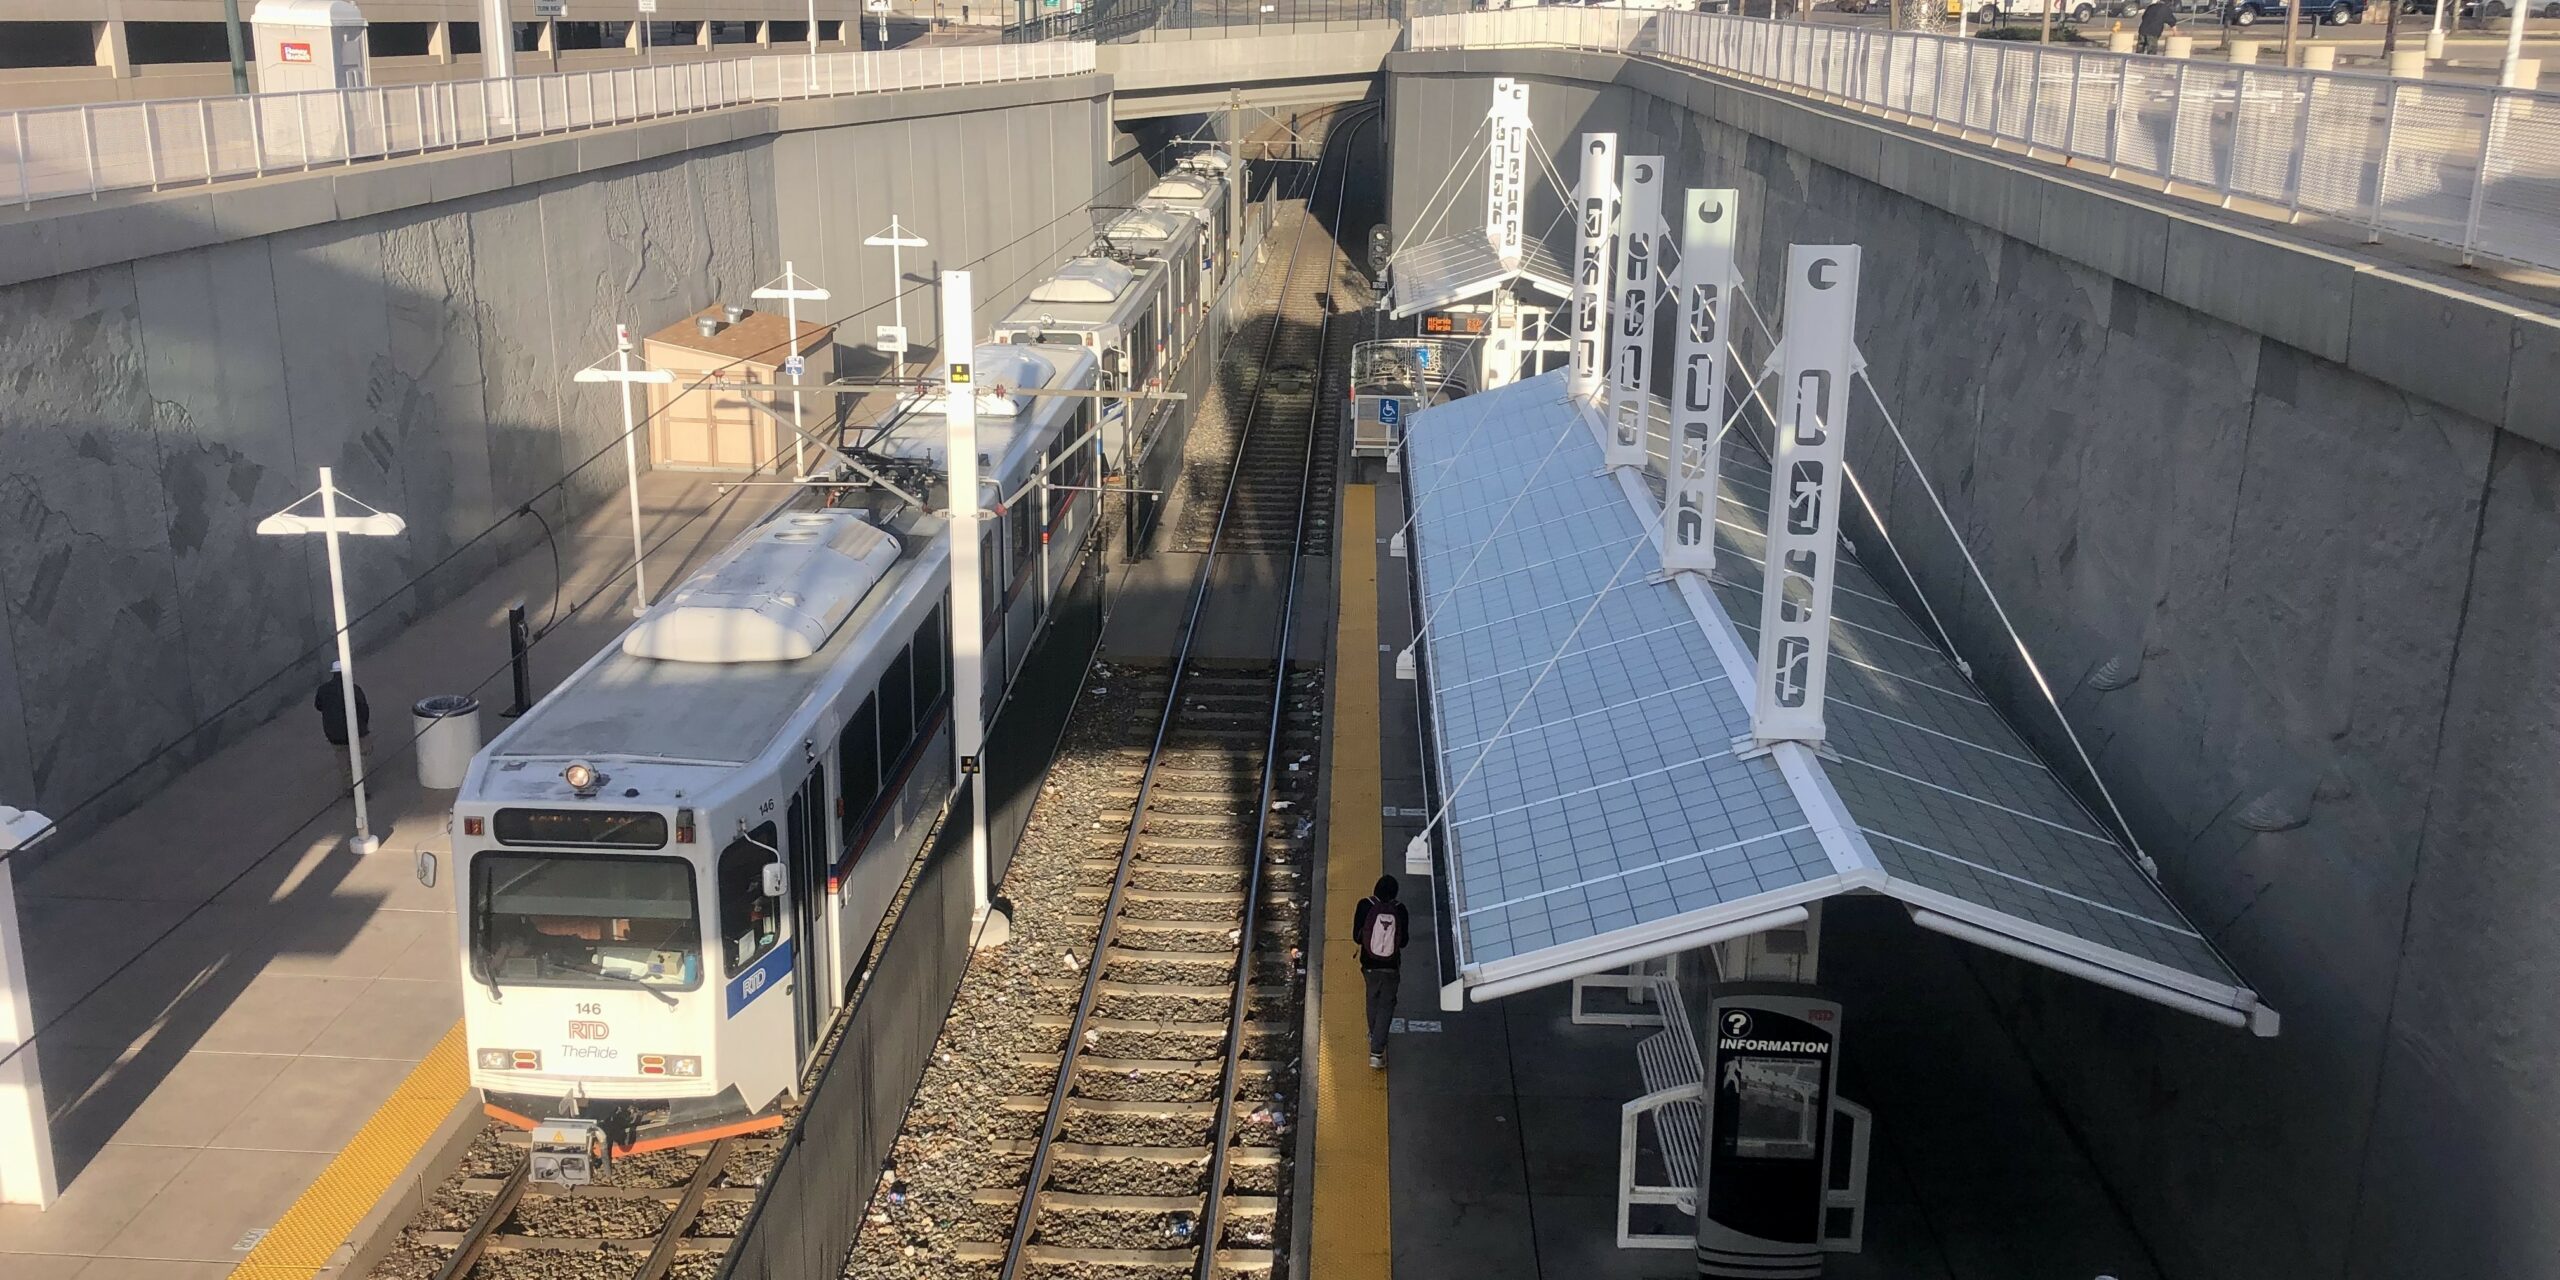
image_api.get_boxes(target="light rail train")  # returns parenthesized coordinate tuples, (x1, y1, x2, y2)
(450, 154, 1240, 1154)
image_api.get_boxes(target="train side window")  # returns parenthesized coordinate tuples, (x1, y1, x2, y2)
(716, 823, 782, 976)
(838, 694, 879, 842)
(1007, 491, 1032, 578)
(981, 528, 1001, 633)
(881, 644, 915, 764)
(915, 602, 946, 714)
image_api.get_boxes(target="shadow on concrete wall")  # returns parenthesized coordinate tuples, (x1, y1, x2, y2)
(1, 80, 1154, 1192)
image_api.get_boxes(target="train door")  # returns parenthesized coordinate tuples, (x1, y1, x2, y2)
(785, 766, 828, 1063)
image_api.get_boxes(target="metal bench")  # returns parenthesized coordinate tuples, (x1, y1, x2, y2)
(1617, 970, 1707, 1249)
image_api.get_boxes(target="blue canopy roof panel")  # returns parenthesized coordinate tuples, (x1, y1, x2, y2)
(1402, 370, 2276, 1034)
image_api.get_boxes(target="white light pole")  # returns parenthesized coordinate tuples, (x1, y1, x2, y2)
(575, 327, 676, 616)
(482, 0, 517, 83)
(0, 806, 57, 1208)
(2428, 0, 2447, 60)
(754, 264, 833, 478)
(259, 469, 408, 856)
(2503, 0, 2530, 84)
(943, 270, 1000, 945)
(864, 218, 929, 383)
(808, 0, 823, 86)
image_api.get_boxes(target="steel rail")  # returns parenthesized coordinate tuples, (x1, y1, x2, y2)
(1190, 101, 1376, 1280)
(994, 100, 1380, 1280)
(635, 1136, 739, 1280)
(432, 1158, 527, 1280)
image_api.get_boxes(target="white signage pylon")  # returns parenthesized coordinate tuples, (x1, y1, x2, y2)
(1662, 188, 1740, 577)
(943, 271, 995, 933)
(1568, 134, 1618, 409)
(1752, 246, 1861, 747)
(1483, 78, 1530, 271)
(1603, 154, 1664, 472)
(1482, 284, 1523, 392)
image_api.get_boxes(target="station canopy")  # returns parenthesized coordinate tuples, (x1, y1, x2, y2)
(1386, 231, 1574, 320)
(1402, 370, 2277, 1034)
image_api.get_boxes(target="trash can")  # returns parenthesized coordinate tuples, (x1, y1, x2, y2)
(413, 695, 482, 791)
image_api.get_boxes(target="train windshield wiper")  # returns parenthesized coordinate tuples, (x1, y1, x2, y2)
(581, 964, 681, 1009)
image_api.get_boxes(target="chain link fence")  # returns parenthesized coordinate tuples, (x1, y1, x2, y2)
(1, 41, 1096, 209)
(1412, 6, 2560, 271)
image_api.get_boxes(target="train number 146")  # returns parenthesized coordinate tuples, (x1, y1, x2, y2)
(576, 1003, 603, 1016)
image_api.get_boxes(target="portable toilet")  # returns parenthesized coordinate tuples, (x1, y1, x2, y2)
(251, 0, 368, 92)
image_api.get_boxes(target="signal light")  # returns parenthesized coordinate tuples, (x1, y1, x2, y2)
(463, 816, 484, 837)
(676, 808, 696, 844)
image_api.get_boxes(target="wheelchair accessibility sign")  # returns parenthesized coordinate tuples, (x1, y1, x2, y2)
(1378, 398, 1403, 427)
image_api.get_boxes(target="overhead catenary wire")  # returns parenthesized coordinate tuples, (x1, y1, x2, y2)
(1724, 284, 2157, 874)
(0, 420, 814, 1076)
(0, 125, 1223, 867)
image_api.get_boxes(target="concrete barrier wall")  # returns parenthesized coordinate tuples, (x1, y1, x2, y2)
(1391, 49, 2560, 1280)
(0, 74, 1120, 836)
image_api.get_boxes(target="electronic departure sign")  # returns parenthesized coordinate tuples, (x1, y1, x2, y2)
(1700, 988, 1843, 1277)
(1420, 311, 1490, 337)
(493, 808, 670, 849)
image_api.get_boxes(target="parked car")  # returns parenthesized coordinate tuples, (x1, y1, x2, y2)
(2459, 0, 2560, 16)
(2226, 0, 2366, 22)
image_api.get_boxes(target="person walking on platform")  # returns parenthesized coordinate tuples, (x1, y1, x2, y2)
(315, 660, 371, 747)
(1354, 875, 1410, 1069)
(2136, 0, 2177, 54)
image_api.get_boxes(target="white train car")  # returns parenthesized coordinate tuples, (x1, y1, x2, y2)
(992, 214, 1203, 470)
(1139, 169, 1233, 282)
(453, 342, 1100, 1151)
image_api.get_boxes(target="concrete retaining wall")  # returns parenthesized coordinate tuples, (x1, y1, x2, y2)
(1391, 48, 2560, 1280)
(0, 74, 1124, 833)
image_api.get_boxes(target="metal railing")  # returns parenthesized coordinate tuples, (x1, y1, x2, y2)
(1, 41, 1095, 210)
(1411, 7, 2560, 272)
(1007, 0, 1419, 44)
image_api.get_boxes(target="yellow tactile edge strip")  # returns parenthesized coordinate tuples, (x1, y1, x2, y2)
(229, 1021, 466, 1280)
(1308, 483, 1392, 1279)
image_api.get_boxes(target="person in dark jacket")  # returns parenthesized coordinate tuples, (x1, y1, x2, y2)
(2136, 0, 2177, 53)
(316, 661, 371, 747)
(1352, 875, 1410, 1069)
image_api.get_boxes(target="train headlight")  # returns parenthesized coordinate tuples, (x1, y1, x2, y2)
(477, 1048, 542, 1071)
(563, 762, 601, 796)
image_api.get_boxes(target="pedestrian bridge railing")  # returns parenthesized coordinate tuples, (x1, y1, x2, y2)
(1410, 7, 2560, 274)
(1, 41, 1095, 210)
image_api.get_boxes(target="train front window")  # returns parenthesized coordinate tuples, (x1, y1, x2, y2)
(470, 853, 702, 991)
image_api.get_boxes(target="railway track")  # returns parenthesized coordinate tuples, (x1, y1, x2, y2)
(959, 105, 1375, 1280)
(374, 1127, 773, 1280)
(955, 660, 1322, 1277)
(1172, 115, 1368, 559)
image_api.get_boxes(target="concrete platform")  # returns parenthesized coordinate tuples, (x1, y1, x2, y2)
(0, 467, 798, 1280)
(1315, 464, 2169, 1279)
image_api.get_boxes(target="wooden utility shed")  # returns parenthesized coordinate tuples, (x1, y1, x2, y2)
(643, 305, 838, 472)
